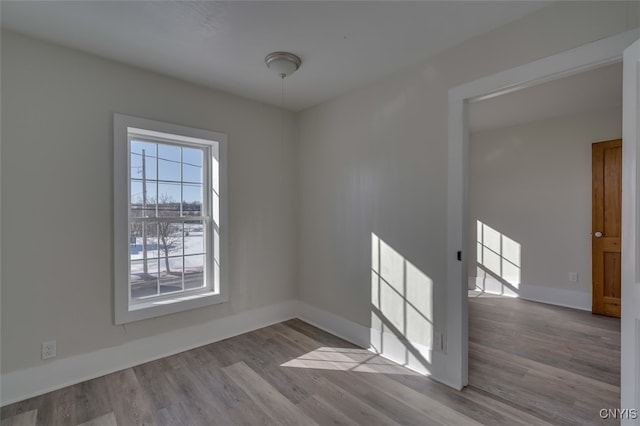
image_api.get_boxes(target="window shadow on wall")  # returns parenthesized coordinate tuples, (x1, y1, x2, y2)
(474, 220, 521, 297)
(370, 233, 433, 372)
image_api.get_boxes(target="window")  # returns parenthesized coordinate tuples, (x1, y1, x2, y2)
(114, 114, 227, 324)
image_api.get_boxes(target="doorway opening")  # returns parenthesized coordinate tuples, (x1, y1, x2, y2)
(467, 63, 622, 310)
(463, 62, 623, 422)
(445, 28, 640, 394)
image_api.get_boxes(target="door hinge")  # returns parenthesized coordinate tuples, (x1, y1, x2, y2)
(457, 251, 462, 261)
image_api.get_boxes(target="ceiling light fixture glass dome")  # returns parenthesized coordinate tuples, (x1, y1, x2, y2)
(265, 52, 302, 78)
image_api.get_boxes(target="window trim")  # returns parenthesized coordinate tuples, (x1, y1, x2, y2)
(114, 113, 228, 324)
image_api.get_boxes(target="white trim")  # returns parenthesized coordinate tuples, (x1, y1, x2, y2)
(113, 113, 229, 324)
(622, 38, 640, 425)
(469, 277, 591, 311)
(520, 285, 591, 312)
(448, 29, 640, 391)
(368, 328, 432, 376)
(0, 301, 298, 407)
(294, 301, 371, 348)
(636, 318, 640, 418)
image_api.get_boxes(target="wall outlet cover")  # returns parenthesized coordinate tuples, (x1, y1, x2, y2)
(433, 332, 444, 352)
(42, 340, 56, 360)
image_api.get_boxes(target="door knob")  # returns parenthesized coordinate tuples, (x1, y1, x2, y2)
(594, 231, 603, 238)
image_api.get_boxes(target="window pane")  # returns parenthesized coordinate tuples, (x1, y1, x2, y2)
(130, 222, 159, 260)
(130, 259, 158, 299)
(157, 221, 184, 294)
(184, 255, 205, 290)
(158, 144, 181, 182)
(131, 180, 143, 218)
(212, 191, 219, 226)
(183, 183, 202, 216)
(157, 183, 181, 215)
(159, 256, 184, 294)
(213, 228, 220, 293)
(212, 155, 219, 195)
(131, 140, 157, 180)
(157, 222, 183, 259)
(131, 180, 157, 218)
(214, 261, 220, 293)
(184, 220, 205, 255)
(183, 147, 203, 183)
(214, 227, 220, 264)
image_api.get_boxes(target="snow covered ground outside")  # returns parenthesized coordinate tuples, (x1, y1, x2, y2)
(129, 224, 207, 299)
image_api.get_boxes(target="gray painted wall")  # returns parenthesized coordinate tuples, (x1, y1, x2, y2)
(1, 31, 298, 373)
(468, 108, 623, 309)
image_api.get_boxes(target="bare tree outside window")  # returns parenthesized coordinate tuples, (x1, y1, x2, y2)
(157, 193, 181, 274)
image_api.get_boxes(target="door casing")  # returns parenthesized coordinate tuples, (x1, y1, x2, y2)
(446, 28, 640, 392)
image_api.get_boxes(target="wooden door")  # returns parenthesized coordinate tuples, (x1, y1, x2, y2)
(592, 139, 622, 317)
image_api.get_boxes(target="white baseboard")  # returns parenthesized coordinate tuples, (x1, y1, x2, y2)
(293, 300, 371, 348)
(0, 300, 298, 407)
(368, 326, 432, 376)
(637, 319, 640, 415)
(470, 276, 591, 311)
(519, 284, 591, 311)
(2, 299, 459, 407)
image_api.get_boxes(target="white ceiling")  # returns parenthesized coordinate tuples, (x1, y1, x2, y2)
(469, 62, 623, 133)
(1, 1, 551, 111)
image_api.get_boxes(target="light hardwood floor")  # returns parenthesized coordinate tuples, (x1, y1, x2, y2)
(468, 292, 620, 426)
(2, 295, 620, 425)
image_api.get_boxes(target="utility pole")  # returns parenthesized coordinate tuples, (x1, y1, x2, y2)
(142, 149, 148, 275)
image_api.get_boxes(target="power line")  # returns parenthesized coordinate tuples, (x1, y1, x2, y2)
(131, 151, 202, 168)
(131, 179, 203, 187)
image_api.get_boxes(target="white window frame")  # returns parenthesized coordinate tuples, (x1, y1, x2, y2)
(114, 114, 228, 324)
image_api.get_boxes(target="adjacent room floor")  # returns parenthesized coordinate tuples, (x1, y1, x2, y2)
(468, 292, 620, 425)
(1, 296, 620, 426)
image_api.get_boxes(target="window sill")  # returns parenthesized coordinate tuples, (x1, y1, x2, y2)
(115, 291, 227, 324)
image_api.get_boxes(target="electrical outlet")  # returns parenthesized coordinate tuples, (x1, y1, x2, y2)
(42, 340, 56, 360)
(433, 333, 441, 351)
(569, 272, 578, 283)
(433, 332, 444, 352)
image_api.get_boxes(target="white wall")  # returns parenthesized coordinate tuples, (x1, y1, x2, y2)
(468, 108, 622, 310)
(297, 2, 637, 384)
(0, 31, 297, 374)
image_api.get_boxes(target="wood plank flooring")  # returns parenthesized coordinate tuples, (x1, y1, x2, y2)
(2, 295, 620, 425)
(467, 292, 620, 426)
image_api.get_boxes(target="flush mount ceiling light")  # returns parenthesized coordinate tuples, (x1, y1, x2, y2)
(265, 51, 302, 78)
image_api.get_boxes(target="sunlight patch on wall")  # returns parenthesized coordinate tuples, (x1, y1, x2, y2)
(476, 220, 521, 297)
(370, 233, 433, 369)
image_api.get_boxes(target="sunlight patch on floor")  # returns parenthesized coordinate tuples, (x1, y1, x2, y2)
(280, 347, 419, 375)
